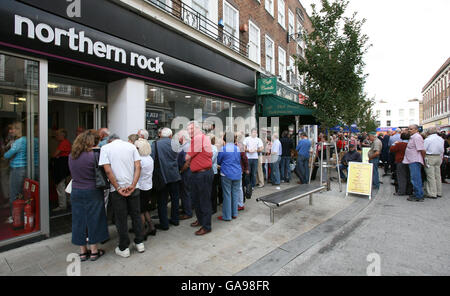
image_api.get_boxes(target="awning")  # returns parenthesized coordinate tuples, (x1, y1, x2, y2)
(261, 95, 317, 124)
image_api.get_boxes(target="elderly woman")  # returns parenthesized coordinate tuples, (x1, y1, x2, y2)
(69, 130, 109, 261)
(134, 138, 155, 239)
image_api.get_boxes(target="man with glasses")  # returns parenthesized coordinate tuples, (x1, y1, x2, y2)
(403, 124, 426, 202)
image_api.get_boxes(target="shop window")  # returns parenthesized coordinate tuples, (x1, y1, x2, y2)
(0, 53, 40, 243)
(145, 85, 254, 140)
(48, 76, 106, 102)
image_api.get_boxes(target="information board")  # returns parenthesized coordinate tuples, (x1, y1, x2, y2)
(346, 162, 373, 199)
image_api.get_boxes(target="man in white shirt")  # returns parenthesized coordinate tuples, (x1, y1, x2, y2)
(99, 134, 144, 257)
(243, 128, 264, 189)
(270, 133, 282, 188)
(424, 127, 445, 199)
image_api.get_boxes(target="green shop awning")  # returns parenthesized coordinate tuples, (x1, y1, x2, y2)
(261, 95, 314, 117)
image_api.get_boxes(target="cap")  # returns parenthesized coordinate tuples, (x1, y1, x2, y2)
(368, 132, 377, 136)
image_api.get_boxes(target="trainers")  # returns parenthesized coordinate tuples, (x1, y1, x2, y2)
(52, 206, 67, 212)
(134, 242, 145, 253)
(115, 247, 130, 258)
(276, 186, 281, 190)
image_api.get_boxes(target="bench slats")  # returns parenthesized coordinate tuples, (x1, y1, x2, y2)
(257, 185, 326, 207)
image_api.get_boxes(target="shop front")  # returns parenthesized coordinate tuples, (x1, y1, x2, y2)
(0, 0, 256, 248)
(257, 76, 317, 143)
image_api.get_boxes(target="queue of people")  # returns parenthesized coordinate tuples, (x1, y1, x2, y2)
(67, 123, 450, 262)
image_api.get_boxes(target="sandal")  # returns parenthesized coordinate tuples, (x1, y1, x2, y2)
(89, 249, 105, 261)
(79, 251, 90, 262)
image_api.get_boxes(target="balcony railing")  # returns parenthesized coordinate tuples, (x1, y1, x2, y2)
(144, 0, 249, 58)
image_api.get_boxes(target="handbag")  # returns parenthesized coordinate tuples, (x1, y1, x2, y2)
(152, 141, 166, 192)
(65, 180, 72, 194)
(93, 149, 110, 190)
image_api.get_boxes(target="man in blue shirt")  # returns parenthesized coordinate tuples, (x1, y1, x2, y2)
(295, 133, 311, 184)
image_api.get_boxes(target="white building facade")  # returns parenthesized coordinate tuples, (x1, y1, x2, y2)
(373, 99, 421, 128)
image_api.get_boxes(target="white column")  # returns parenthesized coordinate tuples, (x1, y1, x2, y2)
(107, 78, 146, 140)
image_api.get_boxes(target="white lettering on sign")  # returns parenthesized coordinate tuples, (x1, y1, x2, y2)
(14, 14, 164, 75)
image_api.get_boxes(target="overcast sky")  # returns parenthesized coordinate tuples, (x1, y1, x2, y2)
(299, 0, 450, 103)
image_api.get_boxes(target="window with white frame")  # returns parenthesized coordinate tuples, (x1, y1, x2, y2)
(248, 21, 261, 64)
(265, 35, 275, 74)
(278, 47, 286, 81)
(265, 0, 274, 17)
(191, 0, 208, 31)
(289, 57, 295, 83)
(278, 0, 286, 29)
(399, 109, 404, 117)
(223, 1, 239, 49)
(150, 0, 172, 13)
(409, 108, 415, 117)
(288, 9, 295, 37)
(296, 18, 303, 37)
(386, 110, 391, 116)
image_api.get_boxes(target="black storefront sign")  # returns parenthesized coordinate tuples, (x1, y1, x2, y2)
(0, 0, 256, 104)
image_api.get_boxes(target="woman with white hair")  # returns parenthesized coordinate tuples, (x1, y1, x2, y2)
(134, 138, 155, 239)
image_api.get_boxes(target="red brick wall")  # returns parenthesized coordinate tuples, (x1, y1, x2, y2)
(218, 0, 313, 75)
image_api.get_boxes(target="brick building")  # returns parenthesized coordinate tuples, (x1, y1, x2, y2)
(422, 57, 450, 129)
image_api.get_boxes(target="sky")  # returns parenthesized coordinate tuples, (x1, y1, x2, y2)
(299, 0, 450, 103)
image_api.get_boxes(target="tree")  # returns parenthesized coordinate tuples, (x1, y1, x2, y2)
(296, 0, 371, 135)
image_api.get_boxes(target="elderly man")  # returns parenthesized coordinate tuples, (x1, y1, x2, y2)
(99, 133, 144, 257)
(183, 121, 213, 235)
(151, 128, 181, 230)
(423, 127, 445, 199)
(338, 144, 362, 182)
(98, 128, 110, 147)
(403, 124, 426, 202)
(368, 132, 382, 190)
(137, 129, 149, 140)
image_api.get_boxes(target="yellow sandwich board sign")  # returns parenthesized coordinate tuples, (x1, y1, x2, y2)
(346, 162, 373, 200)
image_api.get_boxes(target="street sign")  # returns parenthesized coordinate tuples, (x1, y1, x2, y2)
(257, 77, 277, 95)
(346, 162, 373, 200)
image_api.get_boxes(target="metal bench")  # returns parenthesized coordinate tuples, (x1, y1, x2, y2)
(256, 184, 326, 223)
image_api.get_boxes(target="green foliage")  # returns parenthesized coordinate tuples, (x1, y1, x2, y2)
(296, 0, 371, 131)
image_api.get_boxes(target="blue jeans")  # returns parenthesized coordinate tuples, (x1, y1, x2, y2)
(248, 159, 258, 188)
(370, 157, 380, 189)
(280, 156, 292, 182)
(270, 155, 281, 185)
(221, 176, 240, 220)
(296, 155, 310, 184)
(10, 167, 27, 215)
(338, 164, 348, 179)
(408, 162, 424, 199)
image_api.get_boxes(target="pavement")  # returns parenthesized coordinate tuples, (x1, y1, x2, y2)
(1, 170, 448, 276)
(273, 174, 450, 276)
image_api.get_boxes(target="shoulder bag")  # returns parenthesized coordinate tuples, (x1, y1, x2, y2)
(93, 149, 110, 190)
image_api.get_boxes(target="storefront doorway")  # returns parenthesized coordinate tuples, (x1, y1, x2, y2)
(47, 76, 107, 223)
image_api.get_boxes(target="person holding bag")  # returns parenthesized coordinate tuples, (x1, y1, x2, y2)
(68, 130, 109, 262)
(150, 128, 181, 230)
